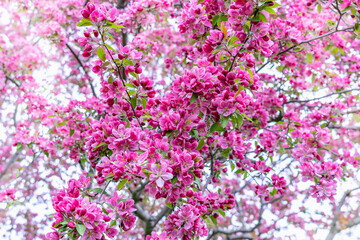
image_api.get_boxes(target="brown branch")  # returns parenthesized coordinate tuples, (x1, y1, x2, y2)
(4, 75, 20, 88)
(328, 126, 360, 131)
(202, 147, 216, 193)
(0, 150, 22, 182)
(285, 88, 360, 104)
(256, 26, 354, 73)
(66, 43, 97, 98)
(83, 0, 89, 7)
(100, 32, 144, 130)
(325, 187, 360, 240)
(116, 0, 128, 9)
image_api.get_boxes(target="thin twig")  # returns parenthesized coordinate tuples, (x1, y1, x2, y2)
(285, 88, 360, 104)
(66, 43, 97, 98)
(99, 31, 144, 130)
(256, 26, 354, 73)
(97, 180, 111, 203)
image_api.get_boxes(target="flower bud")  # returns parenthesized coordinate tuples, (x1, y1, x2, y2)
(81, 9, 90, 18)
(86, 3, 95, 13)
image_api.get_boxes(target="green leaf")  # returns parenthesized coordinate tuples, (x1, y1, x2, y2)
(317, 4, 321, 13)
(109, 23, 125, 31)
(105, 43, 116, 53)
(110, 220, 117, 227)
(117, 178, 128, 190)
(76, 223, 86, 236)
(171, 176, 178, 185)
(221, 116, 230, 128)
(92, 142, 106, 151)
(247, 68, 253, 80)
(230, 161, 235, 172)
(80, 157, 86, 169)
(271, 2, 282, 8)
(351, 6, 357, 16)
(190, 92, 198, 104)
(107, 32, 115, 41)
(210, 122, 225, 133)
(278, 146, 285, 154)
(314, 176, 320, 184)
(142, 98, 147, 110)
(92, 188, 103, 194)
(16, 143, 23, 152)
(236, 114, 243, 129)
(43, 151, 50, 158)
(305, 52, 314, 64)
(258, 12, 268, 22)
(130, 97, 137, 109)
(108, 75, 114, 84)
(342, 6, 352, 13)
(57, 120, 68, 126)
(70, 129, 75, 137)
(165, 200, 173, 209)
(142, 169, 152, 179)
(263, 7, 277, 15)
(193, 130, 199, 138)
(97, 47, 106, 62)
(128, 90, 136, 96)
(218, 209, 226, 217)
(77, 18, 93, 27)
(270, 188, 277, 196)
(228, 35, 239, 45)
(58, 225, 68, 232)
(197, 138, 205, 150)
(211, 15, 219, 27)
(241, 113, 253, 122)
(355, 23, 360, 34)
(209, 215, 218, 226)
(221, 148, 231, 158)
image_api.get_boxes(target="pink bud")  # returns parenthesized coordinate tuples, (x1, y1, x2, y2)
(81, 9, 90, 18)
(78, 37, 87, 47)
(93, 30, 99, 37)
(84, 44, 92, 52)
(135, 67, 142, 74)
(67, 222, 76, 228)
(86, 3, 95, 13)
(118, 53, 125, 60)
(127, 65, 135, 72)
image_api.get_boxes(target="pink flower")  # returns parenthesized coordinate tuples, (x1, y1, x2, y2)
(217, 101, 236, 117)
(150, 164, 173, 188)
(121, 213, 136, 231)
(105, 227, 119, 238)
(46, 232, 59, 240)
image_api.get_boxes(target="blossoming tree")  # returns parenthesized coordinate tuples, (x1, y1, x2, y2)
(1, 0, 360, 239)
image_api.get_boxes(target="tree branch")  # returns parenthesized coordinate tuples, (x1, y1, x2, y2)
(285, 88, 360, 104)
(66, 43, 97, 98)
(0, 150, 22, 182)
(256, 26, 354, 73)
(326, 187, 360, 240)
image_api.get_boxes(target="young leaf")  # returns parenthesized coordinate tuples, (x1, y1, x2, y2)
(221, 116, 230, 128)
(77, 18, 93, 27)
(76, 224, 86, 236)
(117, 178, 128, 190)
(221, 22, 228, 39)
(97, 47, 106, 62)
(210, 122, 225, 133)
(263, 7, 277, 15)
(197, 138, 205, 150)
(190, 92, 198, 104)
(258, 12, 268, 22)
